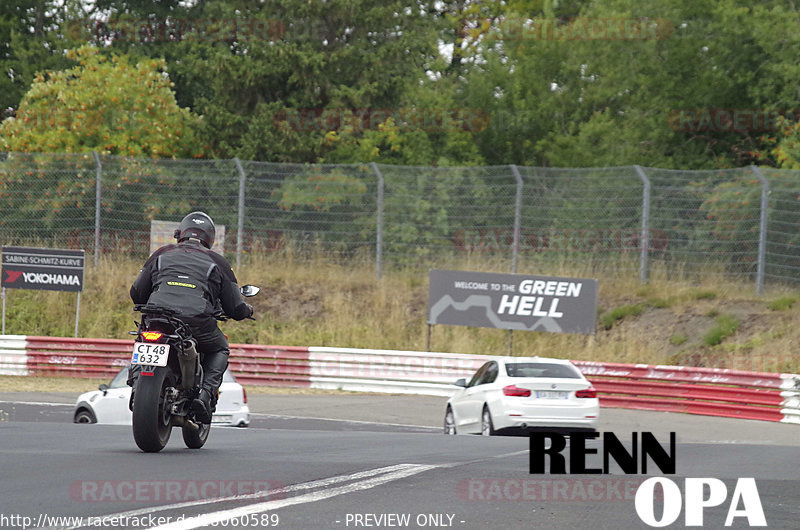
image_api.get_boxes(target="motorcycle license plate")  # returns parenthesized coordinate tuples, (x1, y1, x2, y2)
(131, 342, 170, 367)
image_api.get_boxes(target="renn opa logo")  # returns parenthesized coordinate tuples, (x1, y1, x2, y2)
(529, 432, 766, 527)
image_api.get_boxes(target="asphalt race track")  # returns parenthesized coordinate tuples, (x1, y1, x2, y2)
(0, 392, 798, 529)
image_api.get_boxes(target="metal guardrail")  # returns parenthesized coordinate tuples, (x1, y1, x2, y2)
(1, 335, 798, 424)
(571, 360, 800, 424)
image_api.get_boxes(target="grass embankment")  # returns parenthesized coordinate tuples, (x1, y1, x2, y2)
(2, 254, 798, 374)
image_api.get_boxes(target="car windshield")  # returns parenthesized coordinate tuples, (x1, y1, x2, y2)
(109, 367, 130, 388)
(505, 362, 582, 379)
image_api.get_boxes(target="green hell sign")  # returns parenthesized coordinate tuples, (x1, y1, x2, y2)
(428, 270, 598, 335)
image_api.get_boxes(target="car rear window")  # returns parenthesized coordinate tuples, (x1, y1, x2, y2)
(505, 362, 582, 379)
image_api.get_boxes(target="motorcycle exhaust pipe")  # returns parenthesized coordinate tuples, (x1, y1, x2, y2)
(179, 339, 199, 390)
(185, 419, 200, 432)
(180, 338, 198, 361)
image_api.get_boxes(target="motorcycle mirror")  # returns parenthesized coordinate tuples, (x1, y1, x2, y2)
(240, 284, 260, 297)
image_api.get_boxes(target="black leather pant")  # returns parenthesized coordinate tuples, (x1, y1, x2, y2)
(191, 321, 230, 409)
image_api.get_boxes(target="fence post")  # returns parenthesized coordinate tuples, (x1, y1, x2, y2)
(371, 162, 384, 280)
(233, 158, 246, 270)
(92, 151, 102, 267)
(634, 165, 651, 284)
(510, 165, 523, 274)
(750, 165, 769, 295)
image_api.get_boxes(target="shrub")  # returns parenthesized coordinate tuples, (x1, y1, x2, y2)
(704, 314, 740, 346)
(600, 304, 644, 330)
(694, 290, 717, 300)
(646, 297, 671, 308)
(669, 334, 688, 345)
(767, 296, 796, 311)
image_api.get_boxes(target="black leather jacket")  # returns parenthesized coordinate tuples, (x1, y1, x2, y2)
(130, 240, 252, 324)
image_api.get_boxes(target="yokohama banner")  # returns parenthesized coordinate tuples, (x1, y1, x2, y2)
(428, 269, 598, 334)
(1, 247, 85, 292)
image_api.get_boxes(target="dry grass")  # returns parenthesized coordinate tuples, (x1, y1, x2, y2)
(2, 254, 798, 376)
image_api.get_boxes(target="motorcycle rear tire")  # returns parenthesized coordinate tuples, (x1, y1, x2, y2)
(182, 421, 211, 449)
(132, 367, 174, 452)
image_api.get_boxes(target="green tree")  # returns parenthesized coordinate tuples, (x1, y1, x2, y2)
(0, 1, 76, 114)
(8, 0, 799, 170)
(0, 45, 203, 157)
(465, 0, 800, 169)
(320, 78, 486, 167)
(773, 118, 800, 169)
(78, 0, 443, 162)
(0, 45, 207, 247)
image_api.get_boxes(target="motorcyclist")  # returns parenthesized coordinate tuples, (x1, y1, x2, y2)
(128, 211, 253, 423)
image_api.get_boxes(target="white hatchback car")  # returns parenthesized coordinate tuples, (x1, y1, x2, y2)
(74, 366, 251, 427)
(444, 356, 599, 435)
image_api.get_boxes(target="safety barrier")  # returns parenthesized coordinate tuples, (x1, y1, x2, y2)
(572, 361, 800, 424)
(302, 347, 489, 396)
(1, 335, 798, 424)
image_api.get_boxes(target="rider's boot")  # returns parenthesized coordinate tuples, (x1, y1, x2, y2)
(191, 351, 228, 424)
(191, 388, 216, 424)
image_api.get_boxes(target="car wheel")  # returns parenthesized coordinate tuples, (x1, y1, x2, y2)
(444, 406, 457, 435)
(74, 409, 96, 424)
(481, 406, 495, 436)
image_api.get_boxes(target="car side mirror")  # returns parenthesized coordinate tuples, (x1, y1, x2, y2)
(98, 383, 109, 395)
(241, 285, 260, 297)
(454, 378, 467, 388)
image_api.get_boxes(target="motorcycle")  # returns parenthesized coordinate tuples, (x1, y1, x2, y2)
(128, 285, 260, 452)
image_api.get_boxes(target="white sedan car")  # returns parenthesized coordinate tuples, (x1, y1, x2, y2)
(444, 356, 599, 435)
(74, 366, 251, 427)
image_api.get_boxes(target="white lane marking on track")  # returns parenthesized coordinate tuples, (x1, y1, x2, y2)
(147, 464, 439, 530)
(437, 448, 530, 468)
(0, 400, 73, 407)
(492, 449, 529, 459)
(57, 464, 425, 530)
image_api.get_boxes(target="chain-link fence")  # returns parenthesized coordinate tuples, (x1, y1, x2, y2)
(1, 152, 798, 291)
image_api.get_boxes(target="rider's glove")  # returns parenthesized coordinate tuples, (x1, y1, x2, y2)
(246, 303, 254, 318)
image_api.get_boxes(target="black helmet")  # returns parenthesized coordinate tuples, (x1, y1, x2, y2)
(174, 211, 215, 249)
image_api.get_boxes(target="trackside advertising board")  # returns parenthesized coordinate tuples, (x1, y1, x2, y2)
(1, 247, 85, 292)
(428, 270, 598, 335)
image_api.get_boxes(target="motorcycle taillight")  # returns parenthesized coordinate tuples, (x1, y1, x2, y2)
(141, 331, 163, 342)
